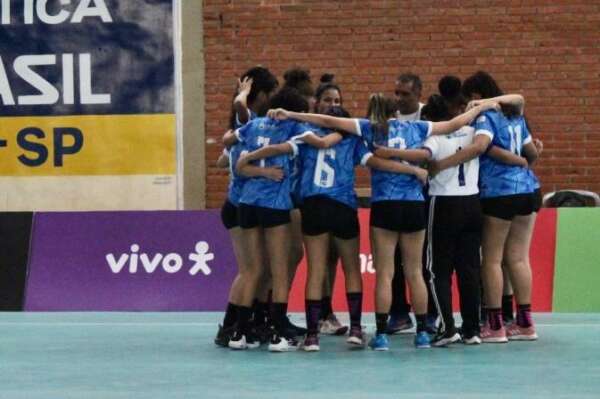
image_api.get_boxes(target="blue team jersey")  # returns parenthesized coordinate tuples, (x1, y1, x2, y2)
(236, 117, 306, 210)
(354, 118, 432, 202)
(226, 110, 257, 205)
(292, 125, 372, 209)
(475, 110, 536, 198)
(528, 169, 540, 190)
(226, 143, 245, 206)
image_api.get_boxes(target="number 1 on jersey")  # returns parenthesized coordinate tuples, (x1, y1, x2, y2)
(256, 136, 271, 168)
(457, 146, 465, 187)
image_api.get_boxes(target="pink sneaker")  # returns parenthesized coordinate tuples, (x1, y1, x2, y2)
(507, 323, 538, 341)
(480, 323, 508, 343)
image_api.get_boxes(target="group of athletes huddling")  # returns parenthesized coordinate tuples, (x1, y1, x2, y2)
(214, 66, 542, 352)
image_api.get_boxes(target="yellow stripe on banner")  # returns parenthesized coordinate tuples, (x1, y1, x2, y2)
(0, 114, 175, 176)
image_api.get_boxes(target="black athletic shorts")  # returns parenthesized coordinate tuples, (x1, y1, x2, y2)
(238, 204, 291, 229)
(532, 189, 542, 213)
(300, 195, 359, 239)
(370, 200, 426, 233)
(220, 200, 239, 229)
(480, 193, 535, 220)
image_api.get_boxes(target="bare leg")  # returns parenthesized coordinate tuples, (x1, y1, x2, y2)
(400, 230, 428, 315)
(481, 216, 512, 308)
(371, 227, 399, 313)
(504, 214, 536, 305)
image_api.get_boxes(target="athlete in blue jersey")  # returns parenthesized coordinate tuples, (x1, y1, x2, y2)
(268, 93, 498, 350)
(431, 71, 540, 343)
(214, 67, 280, 350)
(238, 106, 428, 351)
(462, 116, 544, 326)
(313, 75, 349, 337)
(224, 86, 313, 352)
(278, 68, 317, 340)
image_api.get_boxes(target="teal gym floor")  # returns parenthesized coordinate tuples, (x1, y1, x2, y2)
(1, 313, 599, 399)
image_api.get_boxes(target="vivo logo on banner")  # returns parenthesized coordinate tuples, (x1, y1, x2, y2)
(106, 242, 215, 276)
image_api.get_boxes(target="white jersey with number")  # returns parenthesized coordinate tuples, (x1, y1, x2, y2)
(423, 126, 479, 196)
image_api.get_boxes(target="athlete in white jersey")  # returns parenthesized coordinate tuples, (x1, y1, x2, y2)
(423, 120, 483, 346)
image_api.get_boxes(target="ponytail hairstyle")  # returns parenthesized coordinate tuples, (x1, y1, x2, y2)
(422, 75, 465, 122)
(316, 73, 343, 104)
(366, 93, 396, 144)
(462, 70, 520, 118)
(283, 67, 315, 99)
(439, 75, 465, 109)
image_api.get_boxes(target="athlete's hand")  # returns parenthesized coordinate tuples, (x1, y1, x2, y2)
(414, 166, 429, 185)
(466, 100, 482, 111)
(468, 100, 500, 113)
(263, 167, 284, 181)
(534, 138, 544, 155)
(237, 76, 253, 95)
(267, 108, 290, 120)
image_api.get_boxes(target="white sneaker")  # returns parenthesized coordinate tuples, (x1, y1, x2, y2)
(432, 331, 462, 347)
(228, 332, 259, 350)
(268, 335, 299, 352)
(463, 335, 482, 345)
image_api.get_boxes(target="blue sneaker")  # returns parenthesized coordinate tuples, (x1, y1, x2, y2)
(387, 313, 414, 335)
(414, 331, 431, 349)
(368, 333, 390, 351)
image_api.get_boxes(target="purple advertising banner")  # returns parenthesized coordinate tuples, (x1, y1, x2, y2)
(24, 211, 237, 311)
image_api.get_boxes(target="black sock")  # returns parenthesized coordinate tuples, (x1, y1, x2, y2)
(320, 296, 333, 320)
(415, 314, 427, 333)
(346, 292, 362, 328)
(270, 302, 288, 334)
(516, 304, 532, 328)
(253, 300, 269, 326)
(223, 302, 238, 329)
(502, 295, 514, 321)
(375, 313, 388, 335)
(487, 308, 503, 331)
(305, 300, 321, 335)
(236, 306, 253, 335)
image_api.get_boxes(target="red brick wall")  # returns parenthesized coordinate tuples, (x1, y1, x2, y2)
(203, 0, 600, 208)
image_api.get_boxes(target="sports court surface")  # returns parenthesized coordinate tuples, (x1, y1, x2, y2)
(2, 312, 599, 399)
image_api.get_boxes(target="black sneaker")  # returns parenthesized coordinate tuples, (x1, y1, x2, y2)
(214, 324, 235, 347)
(458, 327, 482, 345)
(283, 315, 307, 337)
(432, 327, 462, 347)
(253, 323, 271, 344)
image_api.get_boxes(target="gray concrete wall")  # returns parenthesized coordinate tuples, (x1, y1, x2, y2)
(180, 0, 205, 209)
